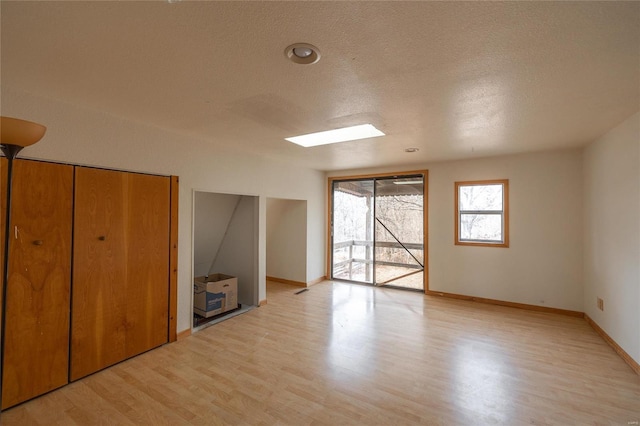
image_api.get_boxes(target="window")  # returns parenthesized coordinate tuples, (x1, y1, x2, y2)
(455, 179, 509, 247)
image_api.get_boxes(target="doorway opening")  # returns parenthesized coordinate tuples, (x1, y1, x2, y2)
(192, 191, 259, 329)
(266, 198, 307, 286)
(329, 172, 427, 291)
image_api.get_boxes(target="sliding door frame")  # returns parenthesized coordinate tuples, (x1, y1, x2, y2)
(327, 170, 429, 293)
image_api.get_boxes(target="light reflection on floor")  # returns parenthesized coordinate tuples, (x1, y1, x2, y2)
(326, 283, 378, 380)
(264, 280, 640, 424)
(323, 281, 518, 421)
(452, 339, 513, 422)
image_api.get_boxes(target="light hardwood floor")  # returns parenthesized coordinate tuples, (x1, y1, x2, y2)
(3, 280, 640, 425)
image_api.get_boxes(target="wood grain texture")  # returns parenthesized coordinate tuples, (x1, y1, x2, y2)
(124, 173, 170, 358)
(0, 159, 6, 332)
(585, 314, 640, 375)
(3, 280, 639, 424)
(265, 276, 306, 287)
(426, 289, 585, 317)
(71, 168, 171, 380)
(168, 176, 179, 343)
(307, 276, 327, 286)
(176, 329, 191, 341)
(71, 167, 128, 381)
(1, 159, 73, 409)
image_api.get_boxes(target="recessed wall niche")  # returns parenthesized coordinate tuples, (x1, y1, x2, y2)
(193, 191, 258, 328)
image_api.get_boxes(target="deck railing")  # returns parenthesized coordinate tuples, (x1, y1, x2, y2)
(333, 240, 423, 281)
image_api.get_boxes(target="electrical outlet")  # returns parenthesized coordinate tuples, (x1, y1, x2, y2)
(597, 297, 604, 311)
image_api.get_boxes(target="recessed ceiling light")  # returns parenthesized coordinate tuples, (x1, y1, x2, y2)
(285, 124, 385, 148)
(293, 47, 313, 58)
(285, 43, 321, 65)
(405, 147, 419, 153)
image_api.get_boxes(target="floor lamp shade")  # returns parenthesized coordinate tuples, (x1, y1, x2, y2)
(1, 117, 47, 147)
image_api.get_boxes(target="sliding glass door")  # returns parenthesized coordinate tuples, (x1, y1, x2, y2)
(330, 173, 425, 290)
(331, 180, 374, 283)
(374, 176, 424, 289)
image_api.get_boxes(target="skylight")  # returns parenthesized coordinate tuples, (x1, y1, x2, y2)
(285, 124, 385, 148)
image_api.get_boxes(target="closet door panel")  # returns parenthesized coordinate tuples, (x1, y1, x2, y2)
(124, 173, 170, 358)
(1, 160, 73, 409)
(71, 167, 127, 381)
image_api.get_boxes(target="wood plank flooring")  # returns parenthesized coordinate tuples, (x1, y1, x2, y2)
(3, 280, 640, 425)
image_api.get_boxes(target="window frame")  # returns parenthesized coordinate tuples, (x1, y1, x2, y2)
(454, 179, 509, 248)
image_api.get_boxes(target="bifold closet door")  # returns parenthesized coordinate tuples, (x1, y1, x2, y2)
(1, 159, 73, 409)
(71, 167, 170, 381)
(123, 172, 171, 358)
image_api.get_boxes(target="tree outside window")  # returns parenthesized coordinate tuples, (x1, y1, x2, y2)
(455, 180, 509, 247)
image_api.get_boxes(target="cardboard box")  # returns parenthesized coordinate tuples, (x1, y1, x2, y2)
(193, 274, 238, 318)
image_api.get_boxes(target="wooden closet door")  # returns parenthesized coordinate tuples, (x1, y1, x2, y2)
(124, 173, 170, 358)
(71, 168, 170, 381)
(71, 167, 128, 381)
(1, 159, 73, 409)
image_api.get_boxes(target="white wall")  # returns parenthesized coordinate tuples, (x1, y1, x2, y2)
(266, 198, 307, 283)
(429, 150, 584, 310)
(329, 148, 584, 311)
(2, 86, 326, 333)
(193, 192, 240, 277)
(583, 111, 640, 365)
(208, 195, 258, 306)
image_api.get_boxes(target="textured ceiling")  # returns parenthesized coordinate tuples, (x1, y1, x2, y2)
(1, 1, 639, 171)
